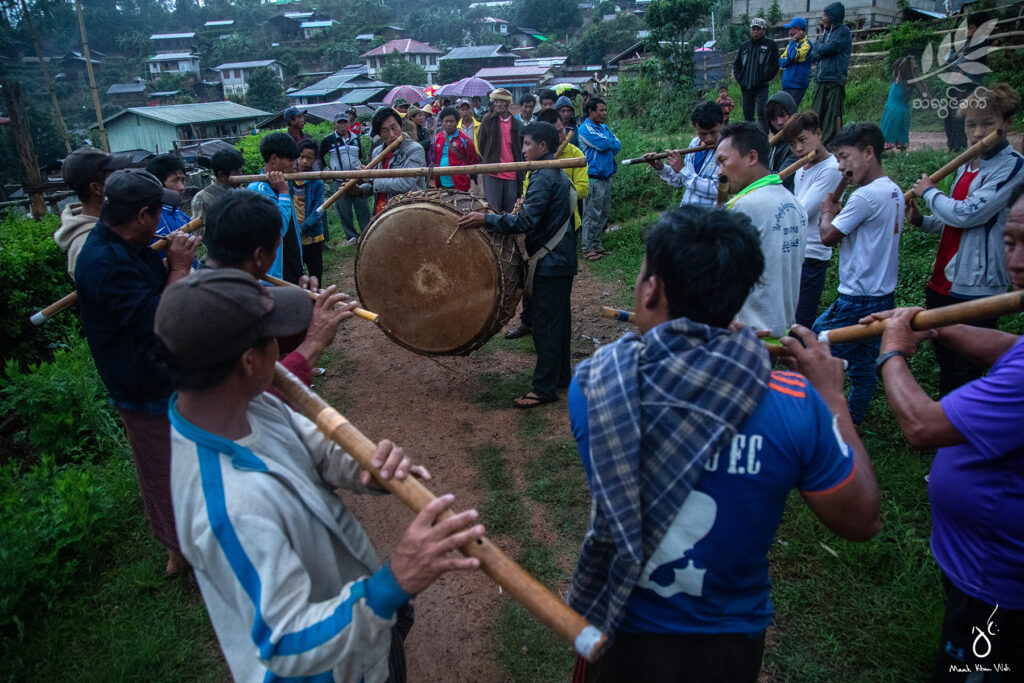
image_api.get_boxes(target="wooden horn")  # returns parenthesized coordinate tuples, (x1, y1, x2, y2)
(717, 174, 730, 206)
(262, 274, 379, 323)
(270, 362, 609, 661)
(819, 290, 1024, 345)
(768, 130, 783, 147)
(777, 150, 818, 181)
(230, 157, 587, 184)
(903, 129, 1001, 201)
(620, 144, 714, 166)
(316, 135, 404, 215)
(30, 216, 204, 325)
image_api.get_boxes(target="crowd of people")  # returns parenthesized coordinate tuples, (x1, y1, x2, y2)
(47, 1, 1023, 677)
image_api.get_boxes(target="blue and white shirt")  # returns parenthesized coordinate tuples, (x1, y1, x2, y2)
(570, 370, 853, 635)
(169, 392, 408, 682)
(657, 135, 721, 207)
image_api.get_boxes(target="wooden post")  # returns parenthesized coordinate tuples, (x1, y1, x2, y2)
(19, 0, 72, 154)
(2, 81, 48, 219)
(74, 0, 108, 152)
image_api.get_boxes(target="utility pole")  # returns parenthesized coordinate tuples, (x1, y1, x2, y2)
(19, 0, 72, 154)
(74, 0, 108, 152)
(3, 81, 48, 219)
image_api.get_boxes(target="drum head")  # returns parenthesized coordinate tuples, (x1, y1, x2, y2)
(355, 193, 520, 355)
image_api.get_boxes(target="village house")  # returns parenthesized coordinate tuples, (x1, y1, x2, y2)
(213, 60, 285, 97)
(362, 39, 444, 85)
(146, 52, 201, 80)
(94, 101, 269, 155)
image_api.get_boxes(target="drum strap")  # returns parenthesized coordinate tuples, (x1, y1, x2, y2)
(525, 181, 578, 298)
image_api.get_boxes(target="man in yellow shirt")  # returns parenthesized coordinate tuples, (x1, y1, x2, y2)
(504, 107, 589, 340)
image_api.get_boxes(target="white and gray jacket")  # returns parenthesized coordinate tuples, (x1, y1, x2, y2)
(170, 393, 406, 683)
(359, 137, 427, 201)
(921, 142, 1024, 297)
(657, 136, 720, 207)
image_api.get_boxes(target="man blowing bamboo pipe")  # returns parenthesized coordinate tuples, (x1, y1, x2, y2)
(155, 268, 484, 683)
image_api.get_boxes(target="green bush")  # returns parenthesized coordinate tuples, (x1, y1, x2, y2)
(236, 121, 336, 174)
(0, 211, 79, 366)
(0, 338, 128, 466)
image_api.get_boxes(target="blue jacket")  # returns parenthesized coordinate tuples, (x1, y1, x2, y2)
(812, 3, 852, 84)
(247, 181, 303, 282)
(578, 119, 620, 180)
(779, 36, 812, 89)
(291, 179, 325, 241)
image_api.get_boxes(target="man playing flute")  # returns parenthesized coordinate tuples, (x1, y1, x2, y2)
(643, 102, 724, 208)
(358, 107, 427, 215)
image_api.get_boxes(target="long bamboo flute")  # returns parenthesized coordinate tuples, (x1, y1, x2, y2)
(316, 136, 403, 215)
(777, 150, 818, 181)
(271, 362, 609, 661)
(819, 290, 1024, 344)
(262, 274, 380, 323)
(903, 129, 1001, 201)
(621, 144, 714, 166)
(30, 216, 203, 325)
(600, 307, 787, 356)
(231, 157, 587, 184)
(509, 130, 576, 215)
(717, 174, 730, 206)
(768, 130, 783, 147)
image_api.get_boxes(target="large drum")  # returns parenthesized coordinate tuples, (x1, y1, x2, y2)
(355, 190, 524, 355)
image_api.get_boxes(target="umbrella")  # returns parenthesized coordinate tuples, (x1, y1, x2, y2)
(424, 85, 439, 97)
(384, 85, 429, 106)
(552, 82, 580, 96)
(435, 77, 495, 98)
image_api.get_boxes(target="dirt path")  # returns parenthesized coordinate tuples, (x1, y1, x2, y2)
(906, 130, 1023, 152)
(319, 251, 626, 681)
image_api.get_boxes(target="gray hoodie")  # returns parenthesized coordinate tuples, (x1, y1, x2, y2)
(766, 91, 799, 191)
(53, 204, 99, 279)
(812, 2, 852, 84)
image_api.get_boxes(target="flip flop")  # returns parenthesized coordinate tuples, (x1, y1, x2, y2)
(514, 393, 556, 409)
(584, 251, 602, 261)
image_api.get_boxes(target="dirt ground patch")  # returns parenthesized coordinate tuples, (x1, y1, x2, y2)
(321, 251, 625, 681)
(907, 130, 1023, 152)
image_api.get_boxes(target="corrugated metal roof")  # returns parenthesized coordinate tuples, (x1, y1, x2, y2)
(479, 16, 510, 23)
(102, 102, 270, 127)
(286, 69, 386, 98)
(150, 32, 195, 39)
(339, 87, 388, 104)
(355, 33, 374, 40)
(361, 39, 443, 57)
(475, 65, 552, 78)
(204, 20, 234, 26)
(514, 56, 567, 67)
(256, 101, 376, 129)
(283, 11, 314, 18)
(150, 91, 180, 97)
(441, 45, 512, 60)
(300, 20, 336, 28)
(146, 52, 197, 61)
(107, 82, 146, 94)
(214, 60, 279, 70)
(548, 76, 594, 85)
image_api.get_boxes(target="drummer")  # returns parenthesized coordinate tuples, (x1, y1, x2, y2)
(358, 107, 427, 215)
(458, 121, 577, 408)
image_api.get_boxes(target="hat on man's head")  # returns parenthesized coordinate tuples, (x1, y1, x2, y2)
(406, 105, 424, 118)
(489, 88, 513, 102)
(334, 112, 350, 122)
(750, 17, 768, 29)
(104, 168, 181, 208)
(283, 106, 307, 121)
(62, 146, 131, 188)
(155, 268, 313, 371)
(456, 98, 472, 108)
(392, 97, 409, 108)
(783, 17, 807, 29)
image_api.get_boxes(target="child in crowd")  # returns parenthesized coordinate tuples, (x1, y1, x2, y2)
(715, 85, 735, 125)
(291, 139, 326, 283)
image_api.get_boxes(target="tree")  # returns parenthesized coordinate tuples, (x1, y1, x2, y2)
(766, 0, 783, 27)
(644, 0, 716, 89)
(246, 67, 288, 113)
(514, 0, 581, 33)
(380, 54, 427, 86)
(572, 14, 640, 64)
(438, 59, 475, 85)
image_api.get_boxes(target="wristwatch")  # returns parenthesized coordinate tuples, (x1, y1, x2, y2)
(875, 350, 907, 377)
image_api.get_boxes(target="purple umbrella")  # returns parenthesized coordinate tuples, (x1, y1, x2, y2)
(435, 77, 496, 98)
(383, 85, 429, 105)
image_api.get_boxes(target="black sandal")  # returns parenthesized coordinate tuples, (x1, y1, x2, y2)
(514, 393, 556, 409)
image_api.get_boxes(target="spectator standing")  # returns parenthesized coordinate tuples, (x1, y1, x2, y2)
(320, 112, 369, 246)
(944, 12, 991, 152)
(476, 88, 524, 213)
(568, 205, 879, 682)
(810, 2, 852, 144)
(457, 99, 480, 145)
(428, 106, 480, 192)
(191, 149, 243, 223)
(717, 122, 806, 337)
(881, 57, 929, 152)
(284, 106, 315, 148)
(54, 146, 130, 279)
(538, 89, 558, 110)
(578, 96, 620, 261)
(715, 85, 735, 125)
(406, 105, 432, 156)
(358, 108, 428, 215)
(814, 123, 903, 425)
(907, 84, 1023, 395)
(292, 140, 327, 283)
(517, 93, 536, 125)
(555, 95, 579, 140)
(644, 101, 723, 207)
(733, 17, 780, 129)
(765, 92, 799, 191)
(147, 154, 191, 242)
(778, 17, 812, 108)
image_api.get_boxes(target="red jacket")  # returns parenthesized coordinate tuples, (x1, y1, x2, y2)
(429, 130, 479, 192)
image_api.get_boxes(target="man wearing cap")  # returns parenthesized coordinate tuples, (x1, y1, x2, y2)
(457, 99, 481, 148)
(779, 17, 812, 108)
(320, 112, 368, 246)
(359, 107, 428, 215)
(347, 107, 363, 136)
(284, 106, 314, 147)
(54, 146, 130, 279)
(733, 17, 780, 129)
(157, 267, 485, 683)
(810, 2, 852, 144)
(476, 88, 524, 213)
(75, 168, 201, 578)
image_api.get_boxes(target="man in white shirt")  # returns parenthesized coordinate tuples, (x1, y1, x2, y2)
(716, 122, 807, 337)
(643, 101, 723, 207)
(779, 111, 843, 327)
(816, 122, 903, 425)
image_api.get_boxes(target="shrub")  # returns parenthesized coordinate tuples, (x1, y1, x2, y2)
(0, 212, 79, 366)
(236, 121, 335, 174)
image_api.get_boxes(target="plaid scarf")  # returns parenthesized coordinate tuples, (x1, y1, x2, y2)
(568, 317, 770, 637)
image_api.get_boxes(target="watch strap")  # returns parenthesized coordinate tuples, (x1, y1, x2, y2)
(875, 350, 907, 377)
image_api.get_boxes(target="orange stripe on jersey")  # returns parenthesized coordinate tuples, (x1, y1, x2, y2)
(801, 462, 858, 497)
(769, 381, 806, 398)
(773, 370, 806, 382)
(770, 371, 807, 388)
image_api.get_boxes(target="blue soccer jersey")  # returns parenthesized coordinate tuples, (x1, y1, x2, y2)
(569, 370, 854, 635)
